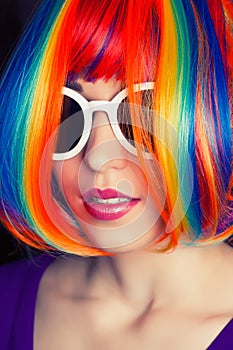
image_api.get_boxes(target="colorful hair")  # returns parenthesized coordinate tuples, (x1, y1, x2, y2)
(0, 0, 232, 255)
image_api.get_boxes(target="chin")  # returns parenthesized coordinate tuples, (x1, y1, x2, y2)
(77, 218, 165, 254)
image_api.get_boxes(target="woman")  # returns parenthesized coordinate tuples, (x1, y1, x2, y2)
(0, 0, 232, 349)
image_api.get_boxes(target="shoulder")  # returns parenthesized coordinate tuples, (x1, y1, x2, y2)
(211, 244, 233, 316)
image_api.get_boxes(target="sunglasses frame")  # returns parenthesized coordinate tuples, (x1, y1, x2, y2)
(53, 82, 154, 161)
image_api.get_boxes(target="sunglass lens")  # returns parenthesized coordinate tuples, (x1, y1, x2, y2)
(55, 95, 85, 154)
(117, 90, 154, 149)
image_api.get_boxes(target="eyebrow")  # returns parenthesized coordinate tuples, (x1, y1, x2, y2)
(65, 80, 83, 93)
(65, 71, 83, 92)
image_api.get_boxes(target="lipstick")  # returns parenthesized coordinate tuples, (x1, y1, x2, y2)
(82, 188, 140, 221)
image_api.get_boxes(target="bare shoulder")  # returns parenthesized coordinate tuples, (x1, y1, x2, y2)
(37, 254, 96, 299)
(34, 254, 96, 349)
(211, 243, 233, 314)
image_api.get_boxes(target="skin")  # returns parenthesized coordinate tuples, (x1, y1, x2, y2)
(52, 78, 165, 250)
(34, 79, 233, 350)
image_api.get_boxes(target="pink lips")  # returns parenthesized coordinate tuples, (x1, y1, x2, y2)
(82, 188, 140, 221)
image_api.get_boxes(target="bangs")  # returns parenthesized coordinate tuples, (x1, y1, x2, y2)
(69, 1, 126, 80)
(66, 0, 159, 82)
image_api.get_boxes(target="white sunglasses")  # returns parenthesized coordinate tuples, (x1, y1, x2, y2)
(53, 82, 154, 161)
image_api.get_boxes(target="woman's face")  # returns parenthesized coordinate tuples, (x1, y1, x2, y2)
(52, 78, 165, 253)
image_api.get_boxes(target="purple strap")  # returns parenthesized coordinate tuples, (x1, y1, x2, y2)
(0, 254, 54, 350)
(207, 318, 233, 349)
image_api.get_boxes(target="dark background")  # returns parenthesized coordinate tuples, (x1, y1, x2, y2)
(0, 0, 42, 264)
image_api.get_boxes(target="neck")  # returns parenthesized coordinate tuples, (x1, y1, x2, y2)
(56, 241, 232, 315)
(95, 242, 231, 310)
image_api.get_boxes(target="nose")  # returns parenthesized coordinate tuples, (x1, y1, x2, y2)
(83, 111, 128, 172)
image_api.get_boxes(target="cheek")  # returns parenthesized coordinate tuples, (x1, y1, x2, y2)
(52, 156, 82, 195)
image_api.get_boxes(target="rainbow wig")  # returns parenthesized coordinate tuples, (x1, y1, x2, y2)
(0, 0, 232, 255)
